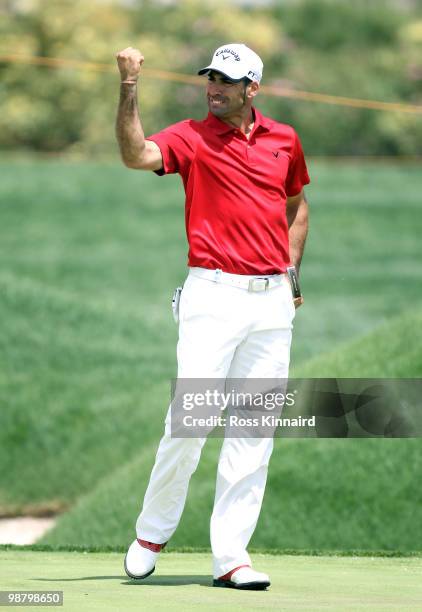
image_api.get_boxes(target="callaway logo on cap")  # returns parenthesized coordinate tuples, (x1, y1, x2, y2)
(198, 43, 263, 83)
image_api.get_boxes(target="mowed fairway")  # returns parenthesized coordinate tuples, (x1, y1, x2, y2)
(1, 551, 421, 612)
(0, 158, 421, 555)
(1, 159, 422, 610)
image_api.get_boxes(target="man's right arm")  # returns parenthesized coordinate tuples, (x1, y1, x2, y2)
(115, 47, 163, 171)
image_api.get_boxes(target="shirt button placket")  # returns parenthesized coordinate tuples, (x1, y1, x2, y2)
(246, 138, 252, 162)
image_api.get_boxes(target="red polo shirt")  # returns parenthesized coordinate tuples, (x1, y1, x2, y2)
(147, 108, 310, 275)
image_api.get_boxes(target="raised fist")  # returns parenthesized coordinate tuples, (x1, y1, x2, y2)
(116, 47, 144, 82)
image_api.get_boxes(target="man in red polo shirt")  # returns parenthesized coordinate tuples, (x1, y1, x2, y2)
(116, 43, 310, 590)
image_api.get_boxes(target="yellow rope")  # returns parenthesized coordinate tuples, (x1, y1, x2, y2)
(1, 53, 421, 114)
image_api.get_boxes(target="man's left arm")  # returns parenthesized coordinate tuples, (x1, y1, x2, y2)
(286, 189, 309, 307)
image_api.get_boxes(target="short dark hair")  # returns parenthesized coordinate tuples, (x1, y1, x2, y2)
(207, 70, 252, 86)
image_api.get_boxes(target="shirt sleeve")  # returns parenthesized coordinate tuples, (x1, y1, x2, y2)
(285, 130, 310, 197)
(146, 120, 195, 178)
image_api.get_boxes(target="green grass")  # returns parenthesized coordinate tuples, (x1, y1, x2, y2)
(40, 435, 422, 552)
(291, 307, 422, 377)
(1, 551, 421, 611)
(1, 159, 421, 552)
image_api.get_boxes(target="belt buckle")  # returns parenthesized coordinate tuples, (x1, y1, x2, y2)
(248, 277, 269, 292)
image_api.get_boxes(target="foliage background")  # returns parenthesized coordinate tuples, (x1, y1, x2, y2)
(0, 0, 422, 155)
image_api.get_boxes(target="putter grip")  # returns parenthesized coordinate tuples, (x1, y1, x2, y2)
(286, 266, 302, 299)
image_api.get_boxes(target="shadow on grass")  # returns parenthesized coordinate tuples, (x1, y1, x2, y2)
(124, 575, 212, 587)
(33, 575, 212, 587)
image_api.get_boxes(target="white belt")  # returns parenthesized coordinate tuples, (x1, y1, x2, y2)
(189, 267, 287, 292)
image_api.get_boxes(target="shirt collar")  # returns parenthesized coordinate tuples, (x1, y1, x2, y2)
(252, 107, 272, 133)
(205, 107, 271, 136)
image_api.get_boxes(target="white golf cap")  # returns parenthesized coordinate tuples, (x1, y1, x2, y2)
(198, 43, 263, 83)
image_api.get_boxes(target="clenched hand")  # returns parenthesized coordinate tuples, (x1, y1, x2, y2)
(116, 47, 144, 83)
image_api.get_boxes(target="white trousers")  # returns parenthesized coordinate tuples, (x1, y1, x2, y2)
(136, 269, 295, 577)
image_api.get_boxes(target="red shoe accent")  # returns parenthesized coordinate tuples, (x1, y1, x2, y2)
(218, 564, 251, 581)
(137, 538, 167, 553)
